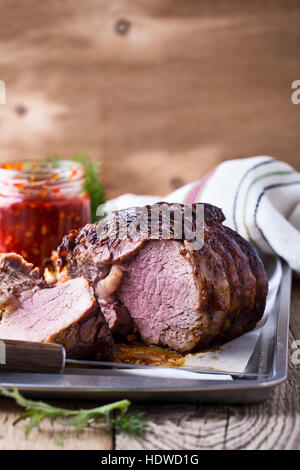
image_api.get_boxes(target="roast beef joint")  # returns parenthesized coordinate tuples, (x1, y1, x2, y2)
(56, 203, 269, 355)
(0, 203, 268, 358)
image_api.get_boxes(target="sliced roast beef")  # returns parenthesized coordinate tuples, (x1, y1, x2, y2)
(57, 203, 268, 353)
(0, 277, 113, 359)
(0, 254, 114, 359)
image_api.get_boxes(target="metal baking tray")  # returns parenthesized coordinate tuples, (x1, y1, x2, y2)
(0, 257, 291, 404)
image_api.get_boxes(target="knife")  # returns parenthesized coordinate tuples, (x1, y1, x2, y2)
(0, 339, 266, 377)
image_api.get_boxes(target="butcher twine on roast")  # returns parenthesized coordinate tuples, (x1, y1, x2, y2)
(57, 203, 269, 354)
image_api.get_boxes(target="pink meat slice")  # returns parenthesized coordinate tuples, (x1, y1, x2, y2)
(0, 277, 113, 359)
(118, 240, 203, 353)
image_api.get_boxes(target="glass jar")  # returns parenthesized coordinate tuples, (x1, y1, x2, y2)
(0, 160, 90, 267)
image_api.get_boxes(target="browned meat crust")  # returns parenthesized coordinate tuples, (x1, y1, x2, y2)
(0, 253, 41, 311)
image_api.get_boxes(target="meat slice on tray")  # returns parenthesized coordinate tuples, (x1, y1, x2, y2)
(0, 254, 113, 359)
(57, 203, 269, 353)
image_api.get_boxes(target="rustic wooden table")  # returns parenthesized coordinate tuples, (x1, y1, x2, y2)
(0, 278, 299, 450)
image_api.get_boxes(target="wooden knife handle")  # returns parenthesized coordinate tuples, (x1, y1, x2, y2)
(0, 339, 65, 374)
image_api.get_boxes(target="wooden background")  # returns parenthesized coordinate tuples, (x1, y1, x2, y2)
(0, 0, 299, 198)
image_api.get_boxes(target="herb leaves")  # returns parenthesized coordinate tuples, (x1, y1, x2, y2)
(0, 387, 147, 439)
(46, 152, 105, 223)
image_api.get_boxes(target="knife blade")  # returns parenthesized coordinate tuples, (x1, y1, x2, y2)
(0, 339, 267, 378)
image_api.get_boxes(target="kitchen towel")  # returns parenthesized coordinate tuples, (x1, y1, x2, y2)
(104, 156, 300, 274)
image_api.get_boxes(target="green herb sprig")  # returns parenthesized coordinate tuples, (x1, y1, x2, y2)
(0, 387, 147, 439)
(46, 151, 105, 223)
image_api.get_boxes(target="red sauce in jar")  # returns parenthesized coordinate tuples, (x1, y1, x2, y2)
(0, 161, 90, 267)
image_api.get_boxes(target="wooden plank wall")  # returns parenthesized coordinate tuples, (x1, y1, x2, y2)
(0, 0, 299, 198)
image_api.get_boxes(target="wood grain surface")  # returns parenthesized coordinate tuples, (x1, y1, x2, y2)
(0, 398, 112, 450)
(0, 278, 299, 450)
(0, 0, 299, 198)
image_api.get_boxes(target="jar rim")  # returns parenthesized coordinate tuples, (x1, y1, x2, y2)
(0, 159, 86, 198)
(0, 159, 85, 186)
